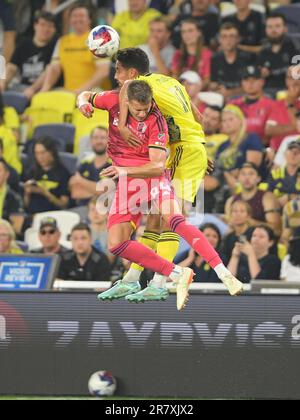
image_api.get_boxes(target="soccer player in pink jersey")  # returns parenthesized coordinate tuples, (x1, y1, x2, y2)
(78, 81, 243, 310)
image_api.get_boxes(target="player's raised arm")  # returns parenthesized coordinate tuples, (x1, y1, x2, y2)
(77, 91, 95, 118)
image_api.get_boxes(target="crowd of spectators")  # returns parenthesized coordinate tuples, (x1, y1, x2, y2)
(0, 0, 300, 285)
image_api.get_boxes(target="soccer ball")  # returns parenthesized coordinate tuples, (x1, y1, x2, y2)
(88, 371, 117, 397)
(88, 25, 120, 58)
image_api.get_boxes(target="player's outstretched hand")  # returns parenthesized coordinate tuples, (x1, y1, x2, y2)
(119, 126, 142, 148)
(79, 103, 94, 119)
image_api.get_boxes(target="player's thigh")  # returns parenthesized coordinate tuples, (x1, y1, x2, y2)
(160, 199, 182, 226)
(145, 212, 162, 233)
(108, 222, 134, 249)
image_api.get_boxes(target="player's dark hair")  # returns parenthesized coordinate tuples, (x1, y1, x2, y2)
(34, 11, 56, 25)
(289, 237, 300, 267)
(116, 48, 150, 75)
(127, 81, 153, 105)
(266, 11, 287, 25)
(71, 223, 92, 236)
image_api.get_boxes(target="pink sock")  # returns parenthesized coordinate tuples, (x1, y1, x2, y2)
(169, 215, 223, 269)
(110, 241, 174, 277)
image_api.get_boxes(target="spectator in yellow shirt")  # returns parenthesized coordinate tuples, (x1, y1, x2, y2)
(41, 4, 110, 94)
(112, 0, 161, 49)
(0, 95, 21, 174)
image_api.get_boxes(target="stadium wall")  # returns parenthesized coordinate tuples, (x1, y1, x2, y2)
(0, 293, 300, 399)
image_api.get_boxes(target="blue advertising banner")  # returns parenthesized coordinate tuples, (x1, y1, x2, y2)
(0, 255, 60, 291)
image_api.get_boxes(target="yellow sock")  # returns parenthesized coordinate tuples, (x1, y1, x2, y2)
(157, 231, 180, 262)
(131, 231, 160, 272)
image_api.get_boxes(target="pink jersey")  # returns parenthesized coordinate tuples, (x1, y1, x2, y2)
(92, 90, 168, 167)
(230, 96, 275, 141)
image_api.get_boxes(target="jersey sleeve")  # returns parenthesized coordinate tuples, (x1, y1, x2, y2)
(147, 111, 168, 151)
(91, 91, 115, 111)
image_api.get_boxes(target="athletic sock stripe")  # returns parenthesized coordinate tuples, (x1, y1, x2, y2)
(143, 233, 160, 240)
(111, 241, 130, 255)
(170, 215, 185, 232)
(158, 239, 181, 243)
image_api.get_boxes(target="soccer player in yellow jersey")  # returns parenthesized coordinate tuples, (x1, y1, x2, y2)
(111, 48, 210, 296)
(79, 48, 242, 301)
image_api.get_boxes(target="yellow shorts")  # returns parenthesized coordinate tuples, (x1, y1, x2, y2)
(167, 142, 208, 203)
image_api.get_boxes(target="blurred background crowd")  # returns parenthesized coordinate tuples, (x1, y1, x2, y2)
(0, 0, 300, 285)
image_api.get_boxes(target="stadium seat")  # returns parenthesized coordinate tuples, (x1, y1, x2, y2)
(73, 108, 109, 155)
(32, 211, 80, 241)
(276, 5, 300, 33)
(24, 91, 76, 138)
(2, 92, 30, 115)
(59, 152, 78, 175)
(33, 123, 75, 152)
(77, 135, 93, 161)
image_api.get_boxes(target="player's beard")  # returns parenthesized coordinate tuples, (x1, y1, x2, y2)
(94, 148, 107, 156)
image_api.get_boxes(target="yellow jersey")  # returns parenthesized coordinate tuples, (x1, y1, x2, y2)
(54, 32, 102, 91)
(138, 74, 205, 146)
(112, 9, 161, 49)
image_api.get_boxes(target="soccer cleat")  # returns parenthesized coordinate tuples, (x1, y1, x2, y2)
(219, 273, 244, 296)
(126, 285, 169, 303)
(98, 280, 141, 301)
(175, 267, 195, 311)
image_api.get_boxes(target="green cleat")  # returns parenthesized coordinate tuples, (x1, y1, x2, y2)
(126, 285, 169, 303)
(98, 280, 141, 301)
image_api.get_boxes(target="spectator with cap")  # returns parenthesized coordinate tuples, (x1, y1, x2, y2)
(139, 17, 176, 75)
(0, 158, 25, 236)
(210, 22, 255, 99)
(228, 225, 282, 283)
(171, 18, 212, 87)
(225, 163, 282, 236)
(0, 219, 23, 255)
(4, 11, 57, 100)
(266, 67, 300, 152)
(58, 223, 111, 282)
(69, 126, 111, 205)
(32, 217, 69, 256)
(281, 236, 300, 282)
(259, 12, 297, 95)
(172, 0, 220, 49)
(179, 71, 204, 112)
(112, 0, 161, 50)
(222, 0, 265, 54)
(230, 66, 275, 145)
(268, 141, 300, 208)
